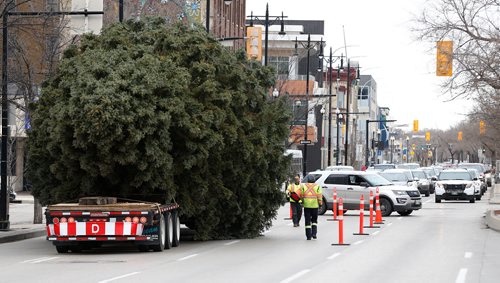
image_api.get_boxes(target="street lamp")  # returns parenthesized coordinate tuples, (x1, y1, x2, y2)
(406, 136, 410, 163)
(390, 136, 395, 164)
(336, 108, 343, 165)
(343, 59, 360, 166)
(247, 4, 287, 66)
(272, 88, 279, 99)
(294, 34, 322, 177)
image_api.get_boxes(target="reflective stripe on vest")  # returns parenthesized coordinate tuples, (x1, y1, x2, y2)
(303, 184, 318, 199)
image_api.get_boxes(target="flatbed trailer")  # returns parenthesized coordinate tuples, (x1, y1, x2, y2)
(45, 197, 180, 253)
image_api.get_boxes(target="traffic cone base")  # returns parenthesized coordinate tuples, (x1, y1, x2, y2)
(332, 243, 351, 246)
(327, 219, 339, 221)
(353, 233, 369, 235)
(364, 226, 380, 229)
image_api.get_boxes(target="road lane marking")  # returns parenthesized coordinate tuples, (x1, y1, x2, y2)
(464, 252, 472, 259)
(387, 223, 393, 226)
(280, 269, 311, 283)
(425, 199, 432, 204)
(22, 257, 59, 264)
(353, 240, 364, 245)
(327, 252, 341, 260)
(177, 254, 199, 261)
(224, 240, 240, 246)
(397, 217, 403, 220)
(455, 268, 467, 283)
(372, 231, 380, 236)
(98, 272, 140, 283)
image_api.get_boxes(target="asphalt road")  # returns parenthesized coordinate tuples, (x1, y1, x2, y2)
(1, 191, 500, 283)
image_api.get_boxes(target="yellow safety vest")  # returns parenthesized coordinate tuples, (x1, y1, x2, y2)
(288, 183, 302, 203)
(300, 183, 323, 208)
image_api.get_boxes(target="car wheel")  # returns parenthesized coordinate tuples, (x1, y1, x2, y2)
(397, 210, 413, 216)
(470, 198, 475, 203)
(476, 195, 481, 201)
(56, 246, 69, 254)
(425, 191, 430, 197)
(318, 198, 327, 215)
(379, 198, 393, 217)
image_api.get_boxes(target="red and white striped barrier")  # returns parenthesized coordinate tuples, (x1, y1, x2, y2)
(331, 198, 350, 246)
(47, 222, 144, 237)
(353, 195, 369, 235)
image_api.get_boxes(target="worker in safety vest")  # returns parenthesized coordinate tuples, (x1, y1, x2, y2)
(300, 176, 323, 240)
(287, 174, 303, 227)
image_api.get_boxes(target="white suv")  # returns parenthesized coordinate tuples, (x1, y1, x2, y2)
(435, 169, 476, 203)
(303, 170, 422, 217)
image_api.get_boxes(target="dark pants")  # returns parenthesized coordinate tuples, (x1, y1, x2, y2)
(291, 201, 303, 225)
(304, 207, 318, 239)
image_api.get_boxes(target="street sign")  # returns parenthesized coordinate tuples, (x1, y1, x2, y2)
(300, 140, 311, 145)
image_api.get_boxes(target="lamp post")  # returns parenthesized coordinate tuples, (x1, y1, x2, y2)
(247, 4, 287, 66)
(376, 129, 381, 164)
(272, 88, 279, 99)
(206, 0, 233, 33)
(406, 136, 410, 163)
(343, 59, 360, 166)
(390, 136, 395, 164)
(294, 34, 322, 177)
(336, 108, 343, 165)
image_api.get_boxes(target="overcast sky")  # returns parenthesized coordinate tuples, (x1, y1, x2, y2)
(246, 0, 471, 131)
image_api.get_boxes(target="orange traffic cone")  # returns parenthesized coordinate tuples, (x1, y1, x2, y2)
(365, 189, 380, 229)
(327, 187, 338, 222)
(374, 187, 384, 224)
(284, 202, 293, 220)
(354, 195, 369, 236)
(332, 198, 350, 246)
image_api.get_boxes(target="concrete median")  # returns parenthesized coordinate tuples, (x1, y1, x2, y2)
(0, 225, 46, 244)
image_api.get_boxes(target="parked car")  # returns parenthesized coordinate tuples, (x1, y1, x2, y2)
(302, 170, 422, 217)
(325, 165, 355, 171)
(457, 163, 487, 193)
(397, 163, 420, 170)
(411, 169, 431, 197)
(422, 167, 439, 194)
(465, 168, 482, 200)
(435, 169, 476, 203)
(378, 169, 418, 190)
(372, 164, 396, 172)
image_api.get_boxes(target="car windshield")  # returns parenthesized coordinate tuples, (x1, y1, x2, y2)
(423, 169, 435, 177)
(457, 164, 485, 173)
(303, 174, 322, 183)
(364, 174, 393, 186)
(326, 166, 354, 171)
(439, 172, 472, 181)
(412, 171, 427, 179)
(379, 172, 408, 182)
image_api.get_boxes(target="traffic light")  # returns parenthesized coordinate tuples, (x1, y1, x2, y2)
(458, 131, 463, 141)
(425, 131, 430, 141)
(413, 120, 419, 132)
(480, 120, 486, 135)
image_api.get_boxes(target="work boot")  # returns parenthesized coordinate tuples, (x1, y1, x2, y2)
(305, 227, 312, 239)
(312, 224, 317, 239)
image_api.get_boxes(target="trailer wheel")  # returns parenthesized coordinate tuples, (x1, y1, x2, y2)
(152, 214, 166, 252)
(172, 210, 180, 247)
(164, 212, 173, 250)
(138, 245, 149, 252)
(56, 246, 69, 254)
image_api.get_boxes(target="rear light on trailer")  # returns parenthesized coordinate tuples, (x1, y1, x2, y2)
(124, 217, 132, 222)
(140, 217, 147, 224)
(52, 217, 59, 224)
(68, 217, 75, 223)
(60, 217, 67, 223)
(132, 217, 139, 224)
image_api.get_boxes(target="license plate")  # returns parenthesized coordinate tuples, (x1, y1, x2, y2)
(451, 192, 458, 195)
(415, 200, 421, 205)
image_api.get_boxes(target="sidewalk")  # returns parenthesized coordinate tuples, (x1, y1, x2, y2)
(0, 192, 46, 244)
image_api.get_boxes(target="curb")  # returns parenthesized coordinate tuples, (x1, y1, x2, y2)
(0, 227, 46, 244)
(485, 210, 500, 232)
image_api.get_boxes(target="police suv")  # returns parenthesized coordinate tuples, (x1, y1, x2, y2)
(303, 170, 422, 217)
(435, 169, 476, 203)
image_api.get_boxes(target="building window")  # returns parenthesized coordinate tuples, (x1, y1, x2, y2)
(47, 0, 59, 12)
(269, 56, 289, 75)
(358, 87, 369, 100)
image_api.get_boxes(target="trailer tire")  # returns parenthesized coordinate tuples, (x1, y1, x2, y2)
(138, 245, 149, 252)
(172, 210, 180, 247)
(152, 214, 166, 252)
(164, 212, 173, 250)
(56, 246, 69, 254)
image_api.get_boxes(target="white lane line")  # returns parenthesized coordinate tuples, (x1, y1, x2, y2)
(455, 268, 468, 283)
(372, 231, 380, 236)
(397, 217, 403, 220)
(464, 252, 473, 259)
(280, 269, 311, 283)
(287, 223, 294, 226)
(177, 254, 199, 261)
(224, 240, 240, 246)
(353, 240, 364, 245)
(387, 223, 393, 227)
(425, 199, 432, 204)
(98, 272, 140, 283)
(327, 252, 341, 260)
(30, 257, 59, 264)
(21, 257, 51, 263)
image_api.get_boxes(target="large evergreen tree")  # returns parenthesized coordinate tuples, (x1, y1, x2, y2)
(27, 18, 291, 240)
